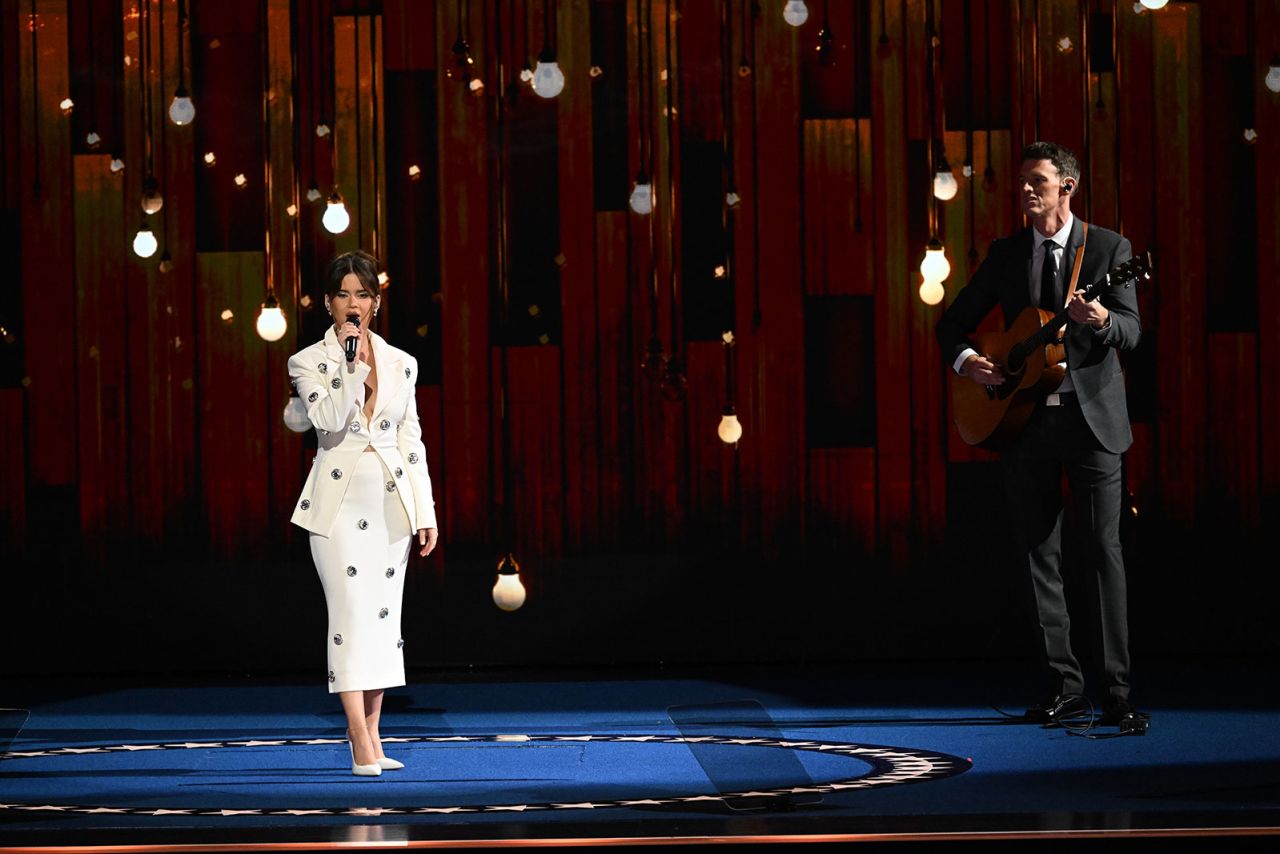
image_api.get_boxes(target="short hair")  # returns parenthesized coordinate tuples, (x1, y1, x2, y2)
(1021, 141, 1081, 184)
(324, 250, 380, 296)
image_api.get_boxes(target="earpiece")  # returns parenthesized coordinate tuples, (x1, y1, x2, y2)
(1063, 181, 1075, 194)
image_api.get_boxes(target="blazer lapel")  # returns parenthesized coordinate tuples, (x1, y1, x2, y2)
(1016, 228, 1035, 308)
(1059, 216, 1086, 304)
(369, 332, 404, 421)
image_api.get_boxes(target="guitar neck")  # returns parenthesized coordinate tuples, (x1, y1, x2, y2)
(1027, 306, 1072, 349)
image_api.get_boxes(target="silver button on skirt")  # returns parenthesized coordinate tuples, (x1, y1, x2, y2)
(309, 453, 412, 693)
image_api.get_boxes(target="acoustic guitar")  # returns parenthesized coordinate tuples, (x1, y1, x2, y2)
(950, 251, 1152, 450)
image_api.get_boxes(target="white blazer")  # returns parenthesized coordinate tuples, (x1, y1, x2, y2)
(287, 327, 437, 538)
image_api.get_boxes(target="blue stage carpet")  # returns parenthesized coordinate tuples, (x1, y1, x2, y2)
(2, 661, 1278, 844)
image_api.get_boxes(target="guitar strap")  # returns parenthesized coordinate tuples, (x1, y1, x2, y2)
(1064, 222, 1089, 307)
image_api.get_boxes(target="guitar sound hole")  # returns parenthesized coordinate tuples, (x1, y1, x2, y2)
(1006, 346, 1026, 376)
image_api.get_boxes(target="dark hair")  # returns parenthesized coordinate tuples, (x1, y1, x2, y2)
(324, 250, 380, 296)
(1021, 141, 1081, 185)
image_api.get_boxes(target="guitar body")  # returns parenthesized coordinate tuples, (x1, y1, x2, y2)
(951, 306, 1066, 450)
(946, 250, 1150, 451)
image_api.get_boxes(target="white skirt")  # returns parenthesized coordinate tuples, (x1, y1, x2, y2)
(310, 452, 413, 693)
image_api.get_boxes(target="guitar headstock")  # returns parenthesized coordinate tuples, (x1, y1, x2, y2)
(1083, 250, 1152, 299)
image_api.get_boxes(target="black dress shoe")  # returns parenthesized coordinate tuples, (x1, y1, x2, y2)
(1099, 699, 1150, 733)
(1024, 693, 1088, 725)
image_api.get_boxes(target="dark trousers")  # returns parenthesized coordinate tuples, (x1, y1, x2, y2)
(1002, 393, 1130, 702)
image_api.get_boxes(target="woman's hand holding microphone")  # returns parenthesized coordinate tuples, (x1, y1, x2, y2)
(338, 316, 371, 365)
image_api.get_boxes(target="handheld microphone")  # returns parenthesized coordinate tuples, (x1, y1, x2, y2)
(345, 313, 359, 362)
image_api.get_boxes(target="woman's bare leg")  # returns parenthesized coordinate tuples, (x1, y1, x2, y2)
(363, 689, 386, 759)
(340, 691, 377, 766)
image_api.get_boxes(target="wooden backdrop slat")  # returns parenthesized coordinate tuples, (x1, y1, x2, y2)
(595, 210, 629, 546)
(903, 0, 928, 141)
(1207, 333, 1259, 529)
(684, 341, 729, 550)
(807, 447, 876, 556)
(1115, 1, 1154, 258)
(20, 0, 75, 488)
(1087, 70, 1118, 230)
(651, 0, 684, 544)
(73, 155, 128, 551)
(1009, 0, 1034, 155)
(1152, 5, 1205, 524)
(625, 0, 680, 543)
(911, 281, 947, 553)
(332, 14, 383, 258)
(559, 0, 599, 552)
(1114, 0, 1156, 523)
(871, 0, 912, 567)
(267, 0, 304, 544)
(749, 0, 805, 558)
(1036, 0, 1087, 213)
(0, 389, 25, 552)
(499, 345, 564, 562)
(437, 0, 491, 546)
(383, 0, 435, 72)
(2, 0, 20, 207)
(803, 119, 874, 297)
(1256, 0, 1280, 506)
(122, 0, 198, 548)
(197, 252, 271, 559)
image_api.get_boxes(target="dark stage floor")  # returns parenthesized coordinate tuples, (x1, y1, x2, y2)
(1, 659, 1277, 851)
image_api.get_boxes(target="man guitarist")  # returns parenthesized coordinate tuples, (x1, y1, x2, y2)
(936, 141, 1146, 732)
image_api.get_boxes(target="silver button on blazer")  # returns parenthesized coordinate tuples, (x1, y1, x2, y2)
(287, 327, 438, 537)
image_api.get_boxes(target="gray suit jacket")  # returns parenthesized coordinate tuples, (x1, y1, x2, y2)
(935, 218, 1142, 454)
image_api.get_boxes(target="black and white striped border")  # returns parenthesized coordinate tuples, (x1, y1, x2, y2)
(0, 734, 970, 817)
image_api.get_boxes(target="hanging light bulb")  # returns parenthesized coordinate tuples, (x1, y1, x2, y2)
(1137, 0, 1168, 9)
(718, 405, 743, 444)
(85, 131, 101, 149)
(109, 156, 126, 174)
(919, 276, 945, 306)
(283, 390, 312, 432)
(141, 175, 164, 215)
(132, 224, 158, 258)
(933, 164, 959, 201)
(783, 0, 810, 27)
(1266, 55, 1280, 94)
(532, 47, 565, 99)
(158, 251, 174, 274)
(520, 62, 534, 83)
(629, 172, 654, 214)
(322, 190, 351, 234)
(256, 292, 287, 342)
(168, 85, 195, 125)
(306, 181, 323, 203)
(492, 553, 527, 611)
(919, 238, 951, 284)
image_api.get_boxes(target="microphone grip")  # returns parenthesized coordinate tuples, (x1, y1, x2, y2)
(345, 314, 360, 363)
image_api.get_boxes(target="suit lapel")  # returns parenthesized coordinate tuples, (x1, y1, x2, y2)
(1016, 228, 1035, 308)
(1059, 216, 1086, 304)
(369, 332, 404, 421)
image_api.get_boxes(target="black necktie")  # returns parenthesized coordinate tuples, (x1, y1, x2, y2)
(1039, 242, 1059, 311)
